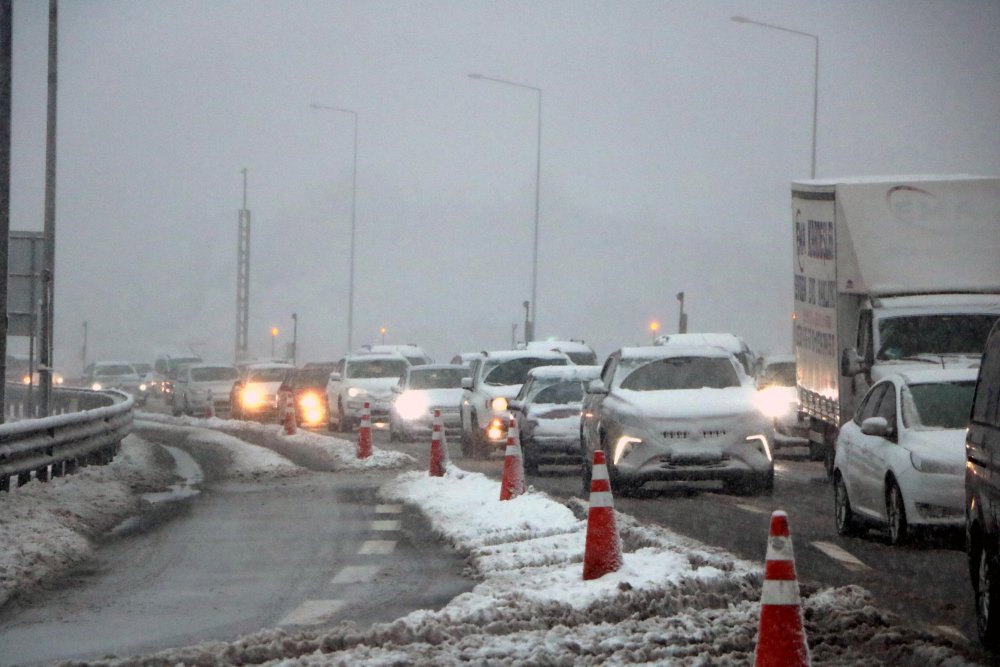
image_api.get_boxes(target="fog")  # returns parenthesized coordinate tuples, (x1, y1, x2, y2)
(9, 0, 1000, 371)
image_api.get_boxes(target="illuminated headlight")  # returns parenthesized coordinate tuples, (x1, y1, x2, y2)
(614, 436, 642, 465)
(746, 434, 773, 462)
(91, 382, 103, 391)
(395, 391, 429, 421)
(348, 386, 368, 398)
(754, 387, 797, 419)
(21, 375, 30, 384)
(298, 392, 326, 424)
(486, 417, 507, 441)
(55, 375, 64, 385)
(910, 451, 961, 475)
(139, 383, 148, 391)
(242, 385, 265, 409)
(491, 397, 509, 412)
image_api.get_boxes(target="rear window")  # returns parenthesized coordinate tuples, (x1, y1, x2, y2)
(248, 367, 289, 382)
(483, 357, 568, 386)
(348, 359, 409, 379)
(620, 357, 740, 391)
(191, 367, 239, 382)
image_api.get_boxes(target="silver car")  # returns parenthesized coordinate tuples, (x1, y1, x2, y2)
(581, 345, 774, 496)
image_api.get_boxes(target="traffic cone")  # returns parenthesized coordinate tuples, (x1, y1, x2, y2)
(499, 416, 525, 500)
(205, 390, 215, 419)
(357, 401, 372, 459)
(583, 450, 623, 580)
(283, 390, 297, 435)
(754, 510, 810, 667)
(429, 409, 446, 477)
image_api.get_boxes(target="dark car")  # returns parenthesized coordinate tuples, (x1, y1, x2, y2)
(966, 318, 1000, 649)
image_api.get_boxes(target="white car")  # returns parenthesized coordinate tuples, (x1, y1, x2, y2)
(524, 339, 598, 365)
(172, 364, 240, 417)
(581, 345, 774, 496)
(389, 364, 467, 441)
(85, 361, 142, 397)
(459, 349, 570, 458)
(754, 354, 810, 452)
(359, 344, 432, 366)
(655, 332, 757, 377)
(833, 368, 978, 545)
(230, 362, 295, 422)
(327, 353, 410, 431)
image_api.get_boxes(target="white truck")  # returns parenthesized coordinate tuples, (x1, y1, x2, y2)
(792, 175, 1000, 472)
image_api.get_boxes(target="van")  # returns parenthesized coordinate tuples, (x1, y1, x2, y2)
(966, 318, 1000, 649)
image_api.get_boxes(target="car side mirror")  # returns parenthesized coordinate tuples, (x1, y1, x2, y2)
(860, 416, 890, 437)
(461, 377, 473, 390)
(841, 347, 864, 377)
(329, 372, 342, 382)
(508, 400, 524, 412)
(587, 379, 608, 395)
(391, 384, 402, 394)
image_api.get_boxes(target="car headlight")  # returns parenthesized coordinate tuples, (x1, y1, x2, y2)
(910, 451, 961, 475)
(139, 383, 147, 391)
(395, 391, 429, 421)
(746, 434, 773, 462)
(298, 392, 326, 424)
(754, 387, 797, 419)
(491, 396, 509, 412)
(487, 417, 507, 441)
(242, 385, 265, 409)
(348, 386, 368, 398)
(91, 382, 103, 391)
(614, 436, 642, 465)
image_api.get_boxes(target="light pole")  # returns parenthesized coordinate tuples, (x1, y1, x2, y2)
(649, 320, 660, 344)
(469, 72, 542, 340)
(310, 103, 358, 353)
(291, 313, 298, 365)
(380, 326, 386, 344)
(731, 16, 819, 179)
(270, 327, 278, 358)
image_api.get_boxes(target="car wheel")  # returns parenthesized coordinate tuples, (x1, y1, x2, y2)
(886, 479, 909, 545)
(974, 540, 1000, 649)
(834, 472, 859, 536)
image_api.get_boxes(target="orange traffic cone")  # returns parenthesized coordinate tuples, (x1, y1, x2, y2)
(283, 391, 297, 435)
(205, 390, 215, 419)
(754, 510, 810, 667)
(357, 401, 372, 459)
(429, 409, 446, 477)
(583, 450, 623, 580)
(499, 416, 525, 500)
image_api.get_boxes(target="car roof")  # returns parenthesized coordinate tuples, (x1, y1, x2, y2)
(245, 362, 294, 370)
(408, 363, 467, 372)
(93, 360, 136, 367)
(481, 349, 569, 362)
(525, 340, 594, 353)
(618, 345, 734, 360)
(884, 368, 981, 385)
(345, 352, 408, 362)
(187, 363, 238, 371)
(526, 365, 601, 381)
(655, 333, 748, 352)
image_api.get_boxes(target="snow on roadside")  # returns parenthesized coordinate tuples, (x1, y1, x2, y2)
(136, 412, 414, 470)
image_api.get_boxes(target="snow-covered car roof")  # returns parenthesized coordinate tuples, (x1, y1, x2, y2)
(481, 349, 569, 362)
(654, 333, 749, 354)
(344, 352, 408, 362)
(618, 345, 733, 361)
(525, 340, 594, 353)
(526, 365, 601, 381)
(244, 362, 294, 370)
(407, 363, 467, 372)
(885, 367, 981, 385)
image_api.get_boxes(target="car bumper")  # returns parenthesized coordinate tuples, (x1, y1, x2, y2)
(613, 437, 774, 483)
(345, 399, 393, 421)
(396, 410, 462, 435)
(898, 468, 965, 527)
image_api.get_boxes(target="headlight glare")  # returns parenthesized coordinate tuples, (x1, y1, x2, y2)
(754, 387, 796, 419)
(348, 386, 368, 398)
(395, 391, 428, 421)
(242, 385, 264, 409)
(491, 397, 509, 412)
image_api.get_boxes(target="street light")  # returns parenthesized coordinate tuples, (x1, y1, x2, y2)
(649, 320, 660, 344)
(731, 16, 819, 179)
(469, 72, 542, 340)
(380, 326, 386, 344)
(271, 327, 279, 358)
(291, 313, 298, 365)
(310, 102, 358, 353)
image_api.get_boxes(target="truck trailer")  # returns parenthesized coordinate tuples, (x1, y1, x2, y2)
(791, 175, 1000, 473)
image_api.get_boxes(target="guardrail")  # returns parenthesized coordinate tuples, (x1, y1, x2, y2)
(0, 384, 134, 492)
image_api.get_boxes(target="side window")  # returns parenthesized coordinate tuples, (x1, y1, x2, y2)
(874, 384, 898, 434)
(857, 310, 873, 366)
(855, 383, 887, 425)
(468, 359, 481, 387)
(972, 327, 1000, 427)
(600, 356, 618, 388)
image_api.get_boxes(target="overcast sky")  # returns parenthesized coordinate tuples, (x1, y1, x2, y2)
(9, 0, 1000, 370)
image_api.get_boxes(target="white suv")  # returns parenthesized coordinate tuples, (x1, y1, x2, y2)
(327, 353, 410, 431)
(172, 364, 240, 417)
(459, 349, 569, 458)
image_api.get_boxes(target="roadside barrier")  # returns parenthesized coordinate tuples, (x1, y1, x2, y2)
(754, 510, 810, 667)
(582, 450, 622, 580)
(356, 402, 372, 459)
(429, 409, 445, 477)
(282, 391, 297, 435)
(499, 416, 525, 500)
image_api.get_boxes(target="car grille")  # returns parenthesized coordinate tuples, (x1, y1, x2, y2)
(662, 430, 690, 439)
(658, 454, 731, 469)
(661, 429, 728, 440)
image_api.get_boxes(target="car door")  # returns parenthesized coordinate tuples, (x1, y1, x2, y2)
(853, 382, 898, 518)
(582, 353, 618, 455)
(841, 382, 887, 518)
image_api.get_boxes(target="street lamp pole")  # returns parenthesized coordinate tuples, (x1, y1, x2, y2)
(468, 73, 542, 341)
(731, 16, 819, 179)
(291, 313, 298, 365)
(310, 103, 358, 353)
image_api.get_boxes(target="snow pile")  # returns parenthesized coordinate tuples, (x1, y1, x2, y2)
(136, 412, 414, 470)
(0, 435, 175, 608)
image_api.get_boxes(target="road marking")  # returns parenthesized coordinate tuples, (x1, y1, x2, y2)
(358, 539, 396, 555)
(331, 564, 381, 585)
(279, 599, 346, 626)
(371, 519, 401, 531)
(735, 503, 770, 515)
(811, 541, 872, 572)
(376, 504, 403, 514)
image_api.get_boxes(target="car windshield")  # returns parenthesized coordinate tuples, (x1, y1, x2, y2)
(876, 315, 997, 360)
(247, 367, 289, 382)
(96, 365, 136, 376)
(566, 351, 598, 365)
(530, 380, 585, 404)
(620, 357, 740, 391)
(348, 359, 409, 379)
(191, 367, 239, 382)
(408, 368, 465, 389)
(293, 369, 332, 388)
(482, 357, 568, 386)
(901, 380, 977, 429)
(759, 362, 795, 387)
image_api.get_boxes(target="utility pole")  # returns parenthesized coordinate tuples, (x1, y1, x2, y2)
(235, 168, 250, 363)
(39, 0, 57, 417)
(291, 313, 298, 365)
(0, 0, 12, 423)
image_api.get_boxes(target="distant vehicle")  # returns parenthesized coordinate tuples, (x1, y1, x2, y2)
(84, 361, 143, 398)
(153, 353, 203, 397)
(360, 344, 432, 366)
(966, 318, 1000, 649)
(655, 332, 756, 376)
(459, 349, 570, 458)
(524, 340, 598, 366)
(327, 353, 410, 431)
(389, 364, 467, 441)
(581, 345, 774, 496)
(289, 367, 332, 428)
(793, 176, 1000, 475)
(754, 354, 809, 453)
(833, 368, 977, 545)
(20, 370, 65, 387)
(510, 365, 601, 474)
(131, 362, 153, 405)
(230, 363, 294, 422)
(172, 364, 240, 417)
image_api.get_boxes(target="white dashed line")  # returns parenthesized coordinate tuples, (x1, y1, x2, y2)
(358, 539, 397, 555)
(331, 565, 381, 585)
(375, 504, 403, 514)
(279, 599, 346, 626)
(371, 519, 401, 531)
(811, 541, 871, 572)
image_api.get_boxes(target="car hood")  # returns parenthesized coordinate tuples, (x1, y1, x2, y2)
(613, 387, 759, 420)
(904, 428, 967, 467)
